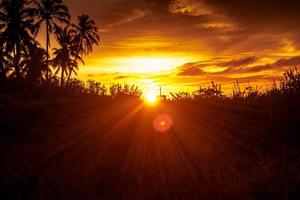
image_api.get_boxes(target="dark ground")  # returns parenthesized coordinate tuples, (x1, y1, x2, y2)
(0, 96, 299, 199)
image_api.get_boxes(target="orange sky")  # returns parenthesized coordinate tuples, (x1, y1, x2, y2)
(38, 0, 300, 96)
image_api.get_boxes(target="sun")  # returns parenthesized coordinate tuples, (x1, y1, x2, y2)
(144, 92, 157, 104)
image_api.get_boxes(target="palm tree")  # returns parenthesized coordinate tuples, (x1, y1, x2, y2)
(66, 14, 99, 85)
(30, 0, 70, 79)
(20, 43, 48, 85)
(0, 0, 36, 80)
(0, 49, 12, 81)
(51, 26, 83, 86)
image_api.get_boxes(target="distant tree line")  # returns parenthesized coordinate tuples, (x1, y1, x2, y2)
(170, 68, 300, 103)
(171, 68, 300, 145)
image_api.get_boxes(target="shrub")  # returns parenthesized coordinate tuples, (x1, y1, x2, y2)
(170, 91, 192, 101)
(86, 80, 107, 96)
(194, 81, 223, 99)
(109, 84, 142, 98)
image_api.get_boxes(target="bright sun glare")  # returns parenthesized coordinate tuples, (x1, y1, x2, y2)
(145, 92, 157, 104)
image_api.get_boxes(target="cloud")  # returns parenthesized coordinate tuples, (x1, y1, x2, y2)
(63, 0, 300, 57)
(113, 75, 132, 80)
(201, 0, 300, 28)
(222, 56, 258, 67)
(177, 56, 259, 75)
(223, 56, 300, 74)
(274, 56, 300, 67)
(169, 0, 214, 16)
(177, 55, 300, 76)
(177, 66, 205, 76)
(106, 9, 148, 27)
(224, 64, 273, 74)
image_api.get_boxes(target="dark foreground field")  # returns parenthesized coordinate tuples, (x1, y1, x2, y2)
(0, 97, 299, 200)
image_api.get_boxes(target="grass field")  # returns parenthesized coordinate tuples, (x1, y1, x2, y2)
(0, 97, 299, 199)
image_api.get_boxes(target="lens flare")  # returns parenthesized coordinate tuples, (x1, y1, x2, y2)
(153, 114, 173, 132)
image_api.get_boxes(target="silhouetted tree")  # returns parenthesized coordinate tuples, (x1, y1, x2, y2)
(281, 68, 300, 94)
(232, 80, 244, 100)
(170, 91, 192, 101)
(86, 80, 106, 96)
(30, 0, 70, 79)
(66, 14, 99, 84)
(232, 80, 261, 101)
(0, 0, 36, 80)
(109, 84, 142, 98)
(51, 26, 83, 86)
(20, 43, 48, 86)
(194, 81, 223, 99)
(67, 78, 86, 96)
(0, 49, 12, 81)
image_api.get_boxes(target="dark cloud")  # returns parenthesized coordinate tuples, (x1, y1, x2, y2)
(201, 0, 300, 29)
(113, 75, 131, 80)
(224, 56, 300, 74)
(222, 56, 258, 67)
(177, 56, 259, 76)
(64, 0, 173, 27)
(177, 66, 205, 76)
(177, 55, 300, 76)
(215, 74, 279, 83)
(62, 0, 300, 55)
(224, 64, 273, 74)
(65, 0, 148, 27)
(274, 56, 300, 67)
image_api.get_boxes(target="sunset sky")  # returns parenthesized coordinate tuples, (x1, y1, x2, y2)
(40, 0, 300, 95)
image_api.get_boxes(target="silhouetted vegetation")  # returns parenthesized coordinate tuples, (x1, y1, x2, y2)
(1, 68, 299, 200)
(0, 0, 300, 199)
(0, 0, 99, 94)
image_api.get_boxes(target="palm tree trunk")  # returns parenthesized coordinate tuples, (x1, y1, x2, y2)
(14, 43, 21, 80)
(66, 39, 82, 85)
(66, 63, 73, 85)
(46, 20, 49, 80)
(66, 54, 78, 85)
(61, 68, 64, 87)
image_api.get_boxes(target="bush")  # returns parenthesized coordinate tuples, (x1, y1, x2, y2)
(194, 81, 223, 99)
(86, 80, 107, 96)
(170, 91, 193, 101)
(109, 83, 142, 98)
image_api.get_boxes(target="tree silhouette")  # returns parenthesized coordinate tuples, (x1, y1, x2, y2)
(0, 0, 36, 80)
(0, 0, 101, 92)
(20, 43, 48, 85)
(0, 49, 12, 81)
(86, 80, 106, 96)
(51, 26, 83, 86)
(109, 84, 142, 98)
(194, 81, 223, 99)
(30, 0, 70, 79)
(66, 14, 100, 85)
(170, 92, 192, 101)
